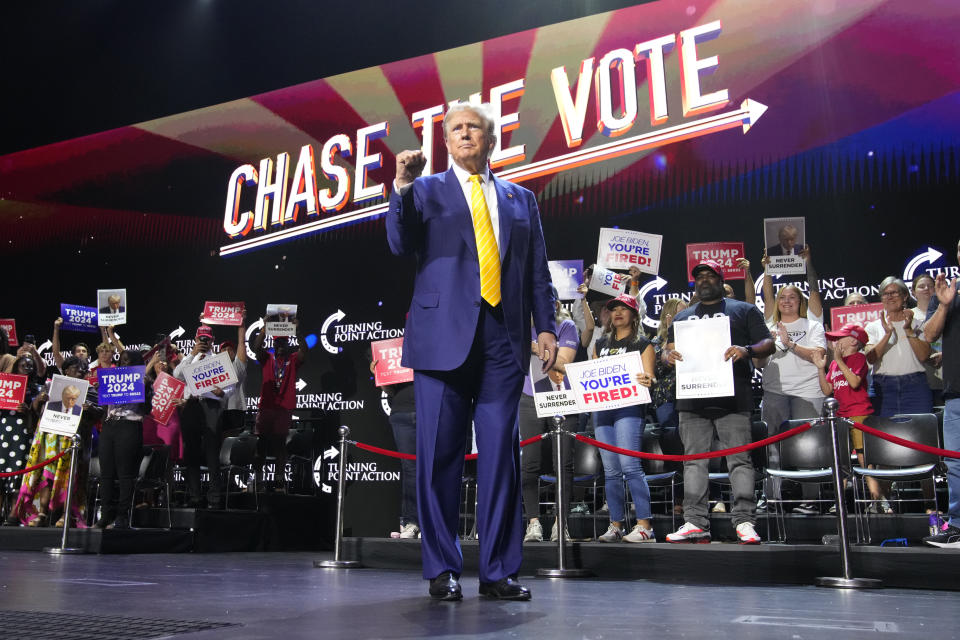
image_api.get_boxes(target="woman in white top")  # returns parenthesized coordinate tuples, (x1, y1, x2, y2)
(757, 279, 827, 511)
(866, 276, 932, 417)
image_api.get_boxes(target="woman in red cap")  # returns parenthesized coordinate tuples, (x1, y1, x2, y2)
(592, 293, 657, 543)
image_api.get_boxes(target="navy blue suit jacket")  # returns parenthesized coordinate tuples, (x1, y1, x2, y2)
(387, 168, 556, 372)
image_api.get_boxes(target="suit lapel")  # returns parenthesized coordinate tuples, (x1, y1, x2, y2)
(491, 175, 513, 261)
(442, 169, 478, 258)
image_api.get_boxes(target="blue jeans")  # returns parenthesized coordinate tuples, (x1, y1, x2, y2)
(944, 397, 960, 522)
(594, 407, 651, 523)
(655, 402, 678, 430)
(872, 372, 932, 417)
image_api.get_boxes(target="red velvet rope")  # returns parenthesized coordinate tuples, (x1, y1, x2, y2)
(0, 449, 70, 478)
(353, 442, 416, 460)
(848, 419, 960, 459)
(351, 433, 545, 461)
(575, 422, 813, 461)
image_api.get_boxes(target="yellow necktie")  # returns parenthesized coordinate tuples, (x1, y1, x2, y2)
(468, 174, 501, 306)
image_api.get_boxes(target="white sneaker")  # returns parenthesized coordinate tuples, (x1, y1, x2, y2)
(623, 524, 656, 543)
(711, 502, 727, 513)
(399, 523, 420, 539)
(735, 521, 761, 544)
(524, 520, 544, 542)
(550, 521, 570, 542)
(598, 523, 623, 542)
(666, 522, 711, 544)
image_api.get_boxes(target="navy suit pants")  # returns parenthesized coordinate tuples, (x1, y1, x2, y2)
(414, 303, 525, 583)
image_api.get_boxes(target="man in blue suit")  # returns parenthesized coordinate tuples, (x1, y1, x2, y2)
(387, 102, 557, 601)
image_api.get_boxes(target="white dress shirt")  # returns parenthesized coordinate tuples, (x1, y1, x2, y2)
(393, 162, 501, 249)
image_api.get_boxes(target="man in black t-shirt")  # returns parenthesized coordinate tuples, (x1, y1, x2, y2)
(922, 240, 960, 548)
(662, 260, 774, 544)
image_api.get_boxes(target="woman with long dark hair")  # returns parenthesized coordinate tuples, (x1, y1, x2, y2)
(592, 294, 656, 543)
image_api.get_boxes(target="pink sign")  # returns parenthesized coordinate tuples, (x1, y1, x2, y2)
(0, 373, 28, 411)
(685, 242, 746, 282)
(0, 319, 17, 346)
(202, 301, 245, 326)
(372, 338, 414, 386)
(830, 302, 884, 331)
(151, 371, 185, 425)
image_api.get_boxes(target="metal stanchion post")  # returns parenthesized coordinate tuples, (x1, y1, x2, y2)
(815, 398, 880, 589)
(315, 425, 362, 569)
(538, 416, 592, 578)
(45, 434, 86, 555)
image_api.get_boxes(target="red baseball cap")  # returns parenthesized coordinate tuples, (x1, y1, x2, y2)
(606, 293, 639, 313)
(219, 340, 236, 351)
(692, 259, 725, 282)
(825, 323, 868, 346)
(195, 325, 214, 340)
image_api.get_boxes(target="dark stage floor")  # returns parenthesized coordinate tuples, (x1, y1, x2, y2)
(0, 551, 956, 640)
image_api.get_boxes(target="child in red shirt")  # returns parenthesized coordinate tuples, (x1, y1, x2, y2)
(814, 323, 888, 511)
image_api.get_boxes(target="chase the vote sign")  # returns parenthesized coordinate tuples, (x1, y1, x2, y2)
(597, 228, 662, 275)
(97, 365, 146, 404)
(0, 373, 28, 411)
(564, 352, 651, 413)
(60, 304, 99, 333)
(183, 352, 238, 395)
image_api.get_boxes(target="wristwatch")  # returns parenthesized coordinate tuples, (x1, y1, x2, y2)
(745, 345, 755, 358)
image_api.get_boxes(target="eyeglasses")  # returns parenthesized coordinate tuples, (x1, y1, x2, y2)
(880, 290, 903, 298)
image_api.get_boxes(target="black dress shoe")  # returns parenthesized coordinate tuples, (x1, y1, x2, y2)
(428, 572, 462, 601)
(479, 576, 531, 601)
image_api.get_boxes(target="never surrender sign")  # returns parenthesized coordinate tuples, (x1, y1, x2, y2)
(60, 304, 99, 333)
(830, 302, 884, 331)
(151, 371, 185, 425)
(98, 365, 146, 404)
(597, 228, 662, 275)
(0, 373, 28, 411)
(183, 352, 238, 396)
(685, 242, 745, 282)
(202, 301, 245, 326)
(372, 337, 414, 386)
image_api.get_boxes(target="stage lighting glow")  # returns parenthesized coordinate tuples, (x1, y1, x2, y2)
(305, 334, 318, 349)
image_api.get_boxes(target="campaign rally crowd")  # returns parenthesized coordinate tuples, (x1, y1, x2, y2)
(0, 311, 304, 530)
(4, 239, 956, 551)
